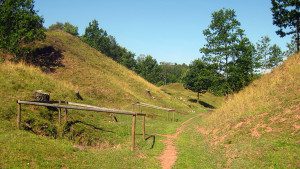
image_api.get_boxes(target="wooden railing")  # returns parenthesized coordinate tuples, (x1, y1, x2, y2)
(133, 102, 176, 121)
(17, 100, 146, 151)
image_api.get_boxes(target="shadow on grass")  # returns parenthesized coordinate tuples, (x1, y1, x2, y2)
(188, 99, 215, 109)
(21, 45, 64, 73)
(145, 135, 156, 149)
(64, 120, 114, 133)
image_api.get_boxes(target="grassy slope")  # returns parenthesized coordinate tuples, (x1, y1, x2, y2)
(0, 31, 219, 168)
(175, 54, 300, 168)
(160, 83, 223, 109)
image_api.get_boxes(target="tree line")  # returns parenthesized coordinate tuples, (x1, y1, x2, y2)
(48, 20, 188, 85)
(0, 0, 299, 96)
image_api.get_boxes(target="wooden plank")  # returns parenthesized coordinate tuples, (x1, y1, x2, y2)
(68, 102, 104, 109)
(131, 115, 136, 151)
(17, 100, 146, 116)
(134, 102, 175, 112)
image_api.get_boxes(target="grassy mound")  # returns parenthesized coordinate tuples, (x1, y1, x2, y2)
(0, 31, 212, 168)
(179, 54, 300, 168)
(160, 83, 223, 109)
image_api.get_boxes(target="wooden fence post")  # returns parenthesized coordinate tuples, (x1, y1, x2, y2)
(131, 114, 136, 151)
(17, 103, 21, 129)
(142, 116, 146, 140)
(64, 108, 68, 122)
(58, 100, 61, 124)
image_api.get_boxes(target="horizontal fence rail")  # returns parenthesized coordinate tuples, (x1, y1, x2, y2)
(133, 102, 176, 121)
(134, 102, 175, 112)
(18, 100, 145, 116)
(17, 100, 146, 151)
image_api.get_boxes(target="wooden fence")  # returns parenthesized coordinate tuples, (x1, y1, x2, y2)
(17, 100, 146, 151)
(133, 102, 176, 121)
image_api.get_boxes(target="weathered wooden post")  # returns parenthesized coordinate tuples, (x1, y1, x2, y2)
(142, 115, 146, 140)
(64, 108, 68, 122)
(64, 101, 68, 123)
(58, 100, 61, 124)
(131, 114, 136, 151)
(17, 102, 21, 129)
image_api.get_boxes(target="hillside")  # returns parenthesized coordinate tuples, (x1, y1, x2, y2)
(0, 31, 216, 168)
(174, 54, 300, 168)
(160, 83, 223, 109)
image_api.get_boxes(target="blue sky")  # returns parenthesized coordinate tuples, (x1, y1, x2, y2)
(35, 0, 291, 64)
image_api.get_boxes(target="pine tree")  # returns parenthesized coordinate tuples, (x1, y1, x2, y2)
(271, 0, 300, 52)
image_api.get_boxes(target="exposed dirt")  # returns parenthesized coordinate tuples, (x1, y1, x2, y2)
(158, 114, 202, 169)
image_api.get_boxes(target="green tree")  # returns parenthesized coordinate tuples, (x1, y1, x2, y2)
(82, 20, 136, 70)
(255, 36, 283, 71)
(255, 36, 271, 70)
(268, 44, 283, 68)
(82, 20, 105, 52)
(200, 8, 244, 78)
(271, 0, 300, 52)
(118, 48, 136, 70)
(284, 35, 297, 57)
(159, 62, 188, 85)
(136, 55, 162, 84)
(0, 0, 45, 56)
(48, 22, 64, 30)
(63, 22, 79, 36)
(49, 22, 79, 36)
(229, 37, 256, 92)
(200, 8, 256, 94)
(183, 59, 220, 100)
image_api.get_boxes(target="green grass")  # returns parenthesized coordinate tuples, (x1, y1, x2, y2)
(174, 115, 224, 169)
(174, 54, 300, 168)
(0, 31, 219, 168)
(2, 30, 298, 168)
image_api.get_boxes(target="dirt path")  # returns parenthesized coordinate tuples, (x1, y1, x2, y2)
(158, 114, 203, 169)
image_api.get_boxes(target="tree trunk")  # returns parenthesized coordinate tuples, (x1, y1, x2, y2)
(34, 90, 50, 102)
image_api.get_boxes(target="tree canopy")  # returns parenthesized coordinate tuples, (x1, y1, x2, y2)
(82, 20, 136, 70)
(49, 22, 79, 36)
(271, 0, 300, 52)
(0, 0, 45, 56)
(199, 8, 256, 95)
(183, 59, 220, 98)
(136, 55, 162, 84)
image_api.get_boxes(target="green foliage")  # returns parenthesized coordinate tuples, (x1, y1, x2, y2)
(159, 62, 188, 85)
(48, 22, 64, 30)
(63, 22, 79, 36)
(255, 36, 283, 71)
(183, 59, 221, 95)
(0, 0, 45, 56)
(199, 8, 256, 95)
(82, 20, 136, 70)
(271, 0, 300, 52)
(136, 55, 162, 84)
(268, 44, 283, 68)
(284, 35, 297, 57)
(49, 22, 79, 36)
